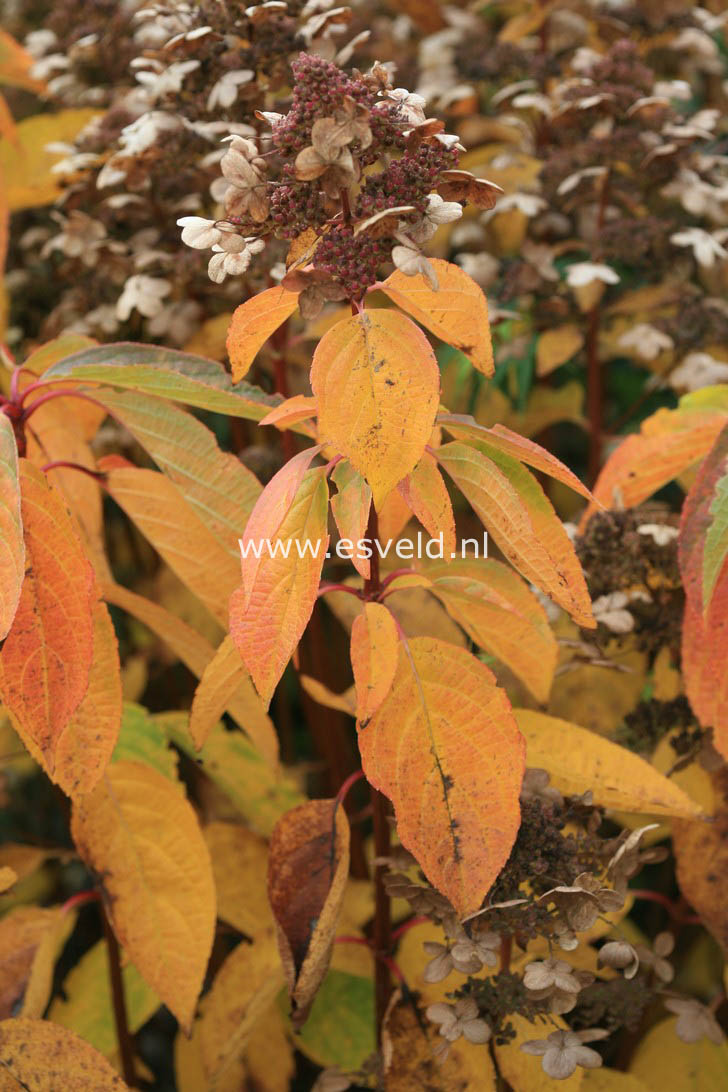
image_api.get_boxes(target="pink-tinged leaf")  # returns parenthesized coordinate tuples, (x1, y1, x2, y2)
(230, 467, 329, 706)
(358, 636, 525, 917)
(350, 603, 399, 722)
(421, 556, 558, 703)
(330, 460, 372, 580)
(227, 285, 300, 382)
(240, 446, 321, 611)
(260, 395, 317, 430)
(679, 424, 728, 759)
(583, 408, 727, 527)
(438, 414, 593, 502)
(0, 462, 95, 774)
(381, 259, 494, 375)
(398, 451, 456, 557)
(437, 442, 594, 628)
(311, 310, 440, 509)
(0, 414, 24, 639)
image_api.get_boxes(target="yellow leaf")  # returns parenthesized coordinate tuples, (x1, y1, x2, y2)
(437, 442, 594, 627)
(494, 1013, 583, 1091)
(103, 464, 239, 626)
(582, 1069, 650, 1091)
(268, 799, 350, 1026)
(382, 259, 494, 375)
(0, 462, 96, 776)
(325, 583, 466, 647)
(398, 451, 456, 556)
(359, 637, 525, 917)
(421, 556, 558, 703)
(231, 467, 329, 705)
(0, 906, 73, 1020)
(204, 821, 274, 939)
(629, 1018, 728, 1090)
(189, 635, 278, 765)
(331, 460, 372, 581)
(259, 394, 318, 430)
(0, 414, 23, 640)
(197, 931, 284, 1087)
(0, 869, 15, 894)
(311, 310, 439, 508)
(351, 602, 399, 721)
(0, 110, 101, 209)
(243, 1002, 295, 1092)
(516, 710, 705, 818)
(0, 1018, 129, 1090)
(227, 286, 300, 381)
(300, 674, 356, 716)
(184, 312, 234, 362)
(71, 760, 216, 1032)
(51, 601, 121, 798)
(673, 767, 728, 952)
(537, 325, 585, 376)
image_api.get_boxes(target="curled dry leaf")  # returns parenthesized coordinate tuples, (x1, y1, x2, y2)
(268, 799, 350, 1027)
(436, 170, 503, 210)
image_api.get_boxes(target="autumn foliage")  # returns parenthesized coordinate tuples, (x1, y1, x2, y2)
(1, 2, 728, 1091)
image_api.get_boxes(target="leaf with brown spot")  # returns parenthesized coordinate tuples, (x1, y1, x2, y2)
(311, 310, 439, 509)
(350, 602, 399, 721)
(0, 461, 95, 774)
(0, 1018, 129, 1090)
(382, 989, 497, 1091)
(0, 414, 23, 640)
(227, 286, 300, 382)
(268, 799, 350, 1027)
(71, 760, 216, 1032)
(359, 637, 525, 917)
(382, 259, 494, 376)
(0, 906, 73, 1020)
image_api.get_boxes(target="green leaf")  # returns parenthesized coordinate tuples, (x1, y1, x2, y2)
(112, 703, 179, 782)
(42, 342, 284, 421)
(49, 939, 159, 1057)
(287, 970, 375, 1072)
(160, 714, 302, 837)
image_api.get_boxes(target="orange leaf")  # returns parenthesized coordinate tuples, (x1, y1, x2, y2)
(437, 442, 594, 628)
(0, 30, 45, 93)
(0, 461, 95, 773)
(674, 768, 728, 953)
(358, 636, 525, 916)
(240, 445, 321, 612)
(438, 414, 593, 502)
(0, 414, 23, 640)
(189, 634, 278, 765)
(311, 310, 439, 508)
(71, 760, 216, 1032)
(268, 799, 350, 1026)
(397, 451, 456, 556)
(227, 285, 299, 382)
(584, 408, 726, 525)
(52, 600, 121, 798)
(231, 467, 329, 705)
(421, 556, 558, 703)
(0, 1019, 129, 1090)
(331, 460, 372, 580)
(382, 259, 494, 375)
(350, 602, 399, 721)
(259, 394, 317, 430)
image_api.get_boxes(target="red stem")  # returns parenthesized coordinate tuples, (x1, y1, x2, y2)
(61, 889, 100, 914)
(335, 769, 365, 807)
(42, 460, 106, 482)
(21, 388, 102, 420)
(391, 916, 428, 942)
(317, 582, 364, 600)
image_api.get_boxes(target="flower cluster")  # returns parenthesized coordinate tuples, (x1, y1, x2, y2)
(384, 769, 724, 1080)
(7, 1, 367, 348)
(177, 52, 502, 308)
